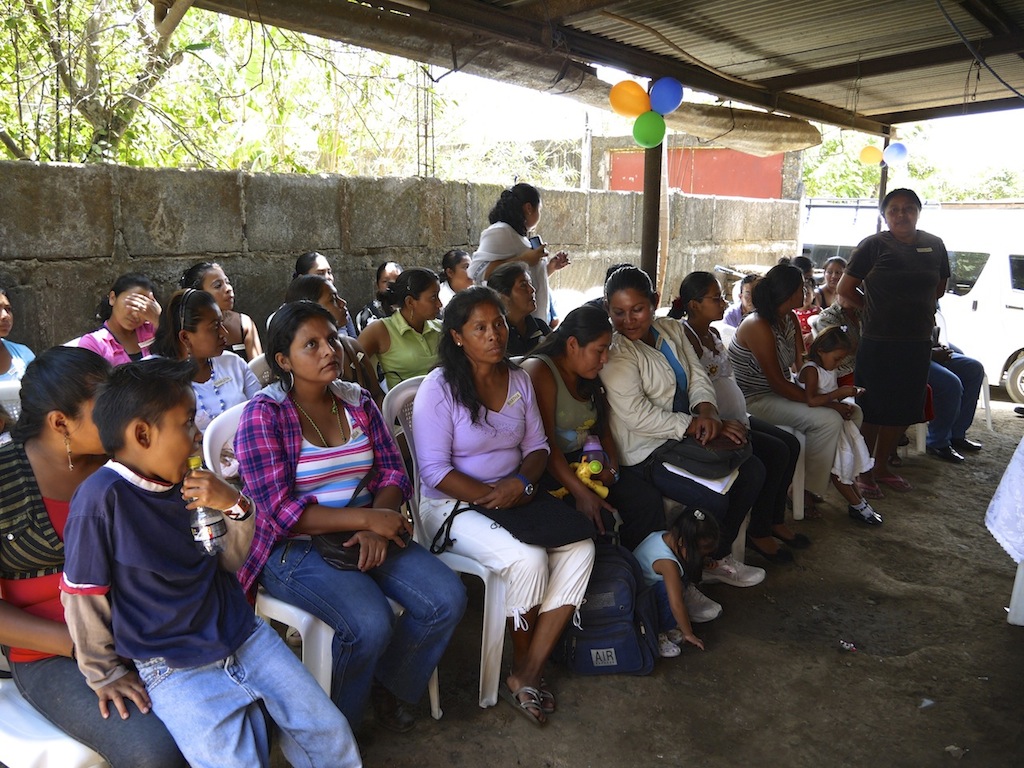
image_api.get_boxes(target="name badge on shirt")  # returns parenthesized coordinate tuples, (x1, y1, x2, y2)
(212, 376, 232, 388)
(916, 247, 933, 253)
(507, 391, 522, 407)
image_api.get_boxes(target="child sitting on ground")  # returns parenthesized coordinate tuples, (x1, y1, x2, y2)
(633, 506, 721, 657)
(59, 358, 360, 768)
(797, 327, 882, 526)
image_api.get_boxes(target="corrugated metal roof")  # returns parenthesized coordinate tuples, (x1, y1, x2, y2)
(498, 0, 1024, 126)
(196, 0, 1024, 137)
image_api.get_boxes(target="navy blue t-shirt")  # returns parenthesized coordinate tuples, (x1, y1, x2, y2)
(61, 462, 254, 668)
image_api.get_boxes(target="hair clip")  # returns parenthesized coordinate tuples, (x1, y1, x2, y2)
(693, 510, 705, 521)
(840, 324, 848, 333)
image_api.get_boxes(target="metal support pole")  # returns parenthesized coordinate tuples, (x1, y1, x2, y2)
(640, 144, 662, 277)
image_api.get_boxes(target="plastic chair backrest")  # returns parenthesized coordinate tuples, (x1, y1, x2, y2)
(381, 376, 426, 538)
(247, 354, 273, 387)
(0, 380, 21, 422)
(202, 401, 248, 476)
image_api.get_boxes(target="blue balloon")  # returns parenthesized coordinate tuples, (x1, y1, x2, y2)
(649, 77, 684, 115)
(882, 142, 908, 164)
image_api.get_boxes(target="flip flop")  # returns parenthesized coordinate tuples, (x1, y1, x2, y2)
(499, 685, 547, 727)
(876, 474, 912, 492)
(855, 478, 885, 499)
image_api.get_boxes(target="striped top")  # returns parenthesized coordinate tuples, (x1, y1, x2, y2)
(728, 312, 798, 399)
(294, 411, 375, 508)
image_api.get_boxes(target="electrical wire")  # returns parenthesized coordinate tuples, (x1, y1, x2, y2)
(935, 0, 1024, 102)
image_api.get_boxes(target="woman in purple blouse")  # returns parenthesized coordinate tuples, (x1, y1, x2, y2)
(234, 301, 465, 736)
(412, 286, 595, 726)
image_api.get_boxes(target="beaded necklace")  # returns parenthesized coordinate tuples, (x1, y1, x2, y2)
(291, 392, 344, 448)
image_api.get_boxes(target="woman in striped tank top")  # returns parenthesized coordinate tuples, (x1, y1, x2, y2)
(727, 265, 862, 518)
(234, 301, 466, 738)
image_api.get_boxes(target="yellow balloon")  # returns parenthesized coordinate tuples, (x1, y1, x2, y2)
(609, 80, 651, 118)
(859, 146, 883, 164)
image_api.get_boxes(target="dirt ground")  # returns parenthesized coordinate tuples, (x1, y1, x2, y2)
(289, 394, 1024, 768)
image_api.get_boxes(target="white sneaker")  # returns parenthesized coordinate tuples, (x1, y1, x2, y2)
(683, 584, 723, 622)
(701, 555, 765, 587)
(657, 633, 681, 657)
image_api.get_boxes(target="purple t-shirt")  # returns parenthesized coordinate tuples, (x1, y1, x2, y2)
(413, 367, 549, 498)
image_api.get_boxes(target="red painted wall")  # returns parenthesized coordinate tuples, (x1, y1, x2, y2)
(609, 148, 784, 199)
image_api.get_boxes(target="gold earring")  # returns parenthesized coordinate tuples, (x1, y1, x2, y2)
(64, 434, 74, 471)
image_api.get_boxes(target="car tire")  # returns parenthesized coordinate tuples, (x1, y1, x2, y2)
(1007, 356, 1024, 404)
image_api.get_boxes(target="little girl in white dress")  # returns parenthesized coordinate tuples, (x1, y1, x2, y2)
(797, 327, 882, 526)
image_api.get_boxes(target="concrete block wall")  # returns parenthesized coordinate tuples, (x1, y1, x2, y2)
(0, 161, 797, 352)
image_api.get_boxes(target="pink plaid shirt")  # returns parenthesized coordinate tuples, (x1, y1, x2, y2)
(234, 380, 411, 593)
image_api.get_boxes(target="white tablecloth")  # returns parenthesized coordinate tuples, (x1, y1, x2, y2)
(986, 437, 1024, 563)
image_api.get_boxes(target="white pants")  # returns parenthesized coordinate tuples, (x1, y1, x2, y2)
(419, 496, 595, 621)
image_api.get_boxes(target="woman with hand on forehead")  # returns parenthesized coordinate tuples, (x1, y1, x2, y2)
(79, 274, 161, 366)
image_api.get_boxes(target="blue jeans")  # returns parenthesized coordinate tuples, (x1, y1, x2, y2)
(653, 581, 679, 634)
(260, 538, 467, 726)
(927, 351, 985, 449)
(11, 655, 185, 768)
(135, 619, 358, 768)
(630, 451, 765, 560)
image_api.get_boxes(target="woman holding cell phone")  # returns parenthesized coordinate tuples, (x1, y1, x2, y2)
(469, 183, 570, 327)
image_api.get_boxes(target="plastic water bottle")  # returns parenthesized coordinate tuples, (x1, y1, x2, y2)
(580, 435, 609, 476)
(187, 456, 226, 556)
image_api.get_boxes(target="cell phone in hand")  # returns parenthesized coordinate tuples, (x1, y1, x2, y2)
(529, 235, 543, 249)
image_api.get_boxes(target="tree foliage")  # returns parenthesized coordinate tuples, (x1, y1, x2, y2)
(0, 1, 583, 188)
(802, 123, 1024, 201)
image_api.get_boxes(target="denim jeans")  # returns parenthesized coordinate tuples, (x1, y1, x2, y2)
(135, 619, 358, 768)
(652, 580, 678, 633)
(631, 451, 765, 560)
(259, 538, 467, 726)
(11, 655, 185, 768)
(926, 351, 985, 449)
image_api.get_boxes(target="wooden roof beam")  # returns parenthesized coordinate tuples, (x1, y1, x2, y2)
(503, 0, 624, 24)
(758, 33, 1024, 90)
(872, 96, 1024, 124)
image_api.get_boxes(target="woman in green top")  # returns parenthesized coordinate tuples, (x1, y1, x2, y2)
(357, 267, 443, 390)
(522, 305, 663, 550)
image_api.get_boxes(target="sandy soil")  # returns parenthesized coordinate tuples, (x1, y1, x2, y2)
(288, 394, 1024, 768)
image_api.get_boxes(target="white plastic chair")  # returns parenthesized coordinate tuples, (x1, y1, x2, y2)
(247, 353, 273, 387)
(0, 379, 22, 422)
(382, 376, 506, 709)
(201, 403, 441, 719)
(0, 585, 108, 768)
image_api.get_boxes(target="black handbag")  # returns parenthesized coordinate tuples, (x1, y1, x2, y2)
(312, 470, 411, 570)
(430, 491, 594, 555)
(651, 432, 753, 479)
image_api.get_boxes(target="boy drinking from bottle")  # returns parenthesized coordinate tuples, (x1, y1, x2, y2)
(60, 358, 360, 768)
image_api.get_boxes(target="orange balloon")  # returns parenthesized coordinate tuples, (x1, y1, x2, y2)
(609, 80, 651, 118)
(859, 146, 883, 165)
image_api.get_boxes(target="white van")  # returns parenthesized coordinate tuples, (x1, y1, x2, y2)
(939, 244, 1024, 403)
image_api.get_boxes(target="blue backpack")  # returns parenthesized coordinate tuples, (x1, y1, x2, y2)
(553, 538, 659, 675)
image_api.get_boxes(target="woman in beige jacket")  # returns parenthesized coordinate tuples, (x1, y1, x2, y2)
(601, 267, 767, 588)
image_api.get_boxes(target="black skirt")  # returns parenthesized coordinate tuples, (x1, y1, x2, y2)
(855, 337, 931, 426)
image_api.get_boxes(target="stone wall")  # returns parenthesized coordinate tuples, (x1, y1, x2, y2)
(0, 161, 798, 351)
